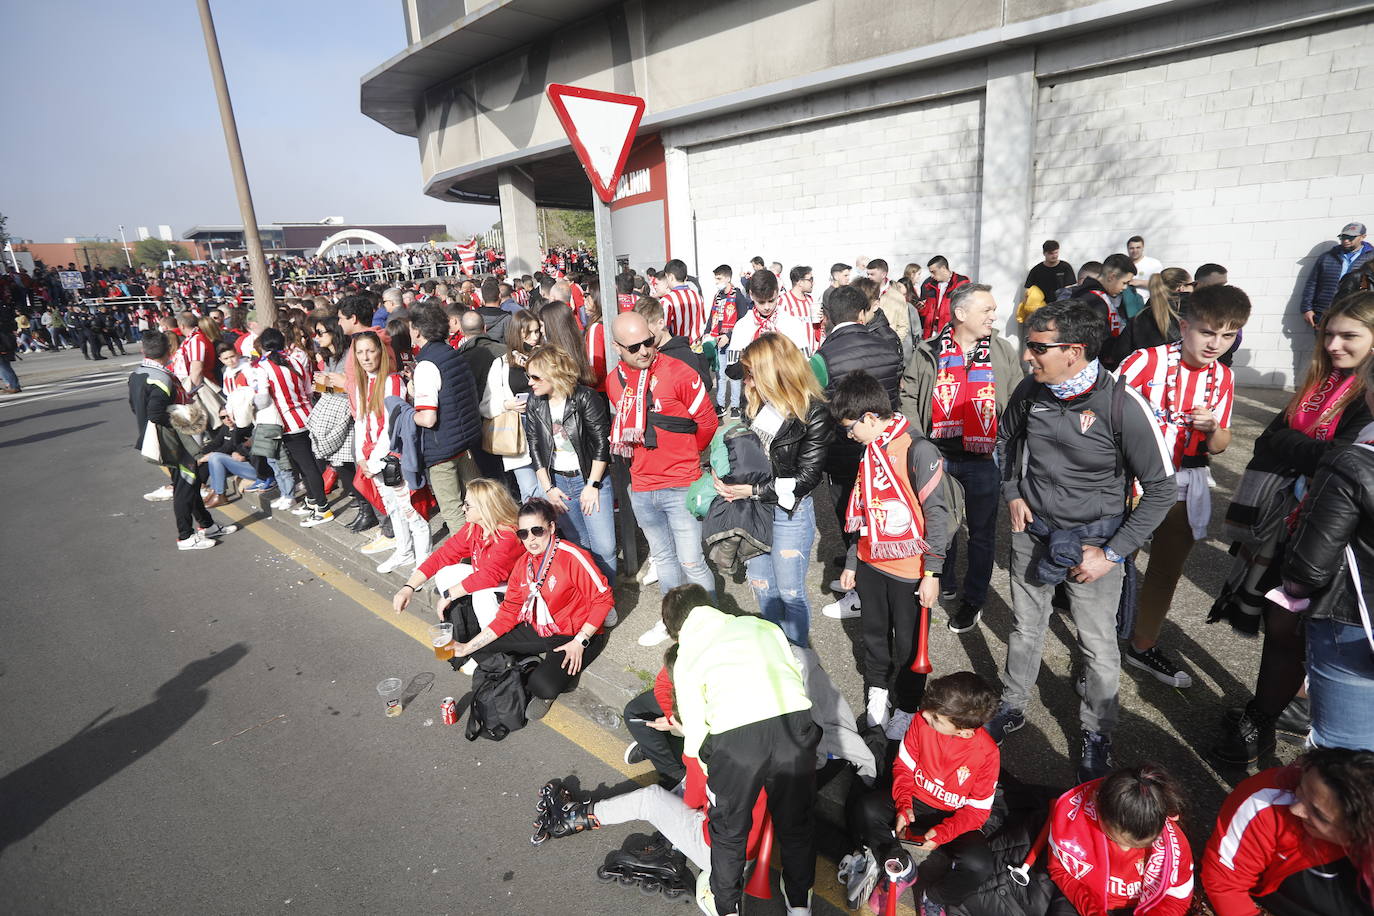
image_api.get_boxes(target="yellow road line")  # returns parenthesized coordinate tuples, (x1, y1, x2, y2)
(216, 500, 906, 913)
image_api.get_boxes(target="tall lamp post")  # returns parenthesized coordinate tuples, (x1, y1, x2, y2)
(196, 0, 276, 326)
(118, 224, 134, 268)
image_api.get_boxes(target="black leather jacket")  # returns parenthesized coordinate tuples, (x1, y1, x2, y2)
(751, 398, 834, 510)
(523, 384, 611, 480)
(1284, 441, 1374, 628)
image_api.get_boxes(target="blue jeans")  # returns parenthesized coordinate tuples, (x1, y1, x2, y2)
(206, 452, 257, 494)
(0, 357, 19, 391)
(746, 496, 817, 647)
(512, 465, 542, 502)
(1307, 617, 1374, 750)
(716, 351, 740, 409)
(553, 470, 617, 580)
(941, 455, 1000, 608)
(629, 485, 716, 597)
(268, 457, 296, 496)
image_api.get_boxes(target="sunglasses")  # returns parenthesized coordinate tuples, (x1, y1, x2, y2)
(516, 525, 548, 540)
(527, 373, 544, 383)
(1025, 341, 1076, 355)
(615, 336, 657, 354)
(1339, 235, 1358, 241)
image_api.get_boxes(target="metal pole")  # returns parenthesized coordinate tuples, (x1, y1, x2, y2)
(119, 224, 133, 268)
(196, 0, 276, 327)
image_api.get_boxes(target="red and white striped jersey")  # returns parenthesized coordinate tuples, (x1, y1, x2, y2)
(353, 371, 408, 459)
(257, 355, 313, 433)
(221, 362, 251, 394)
(659, 285, 706, 346)
(779, 289, 823, 349)
(169, 330, 210, 386)
(1117, 342, 1233, 468)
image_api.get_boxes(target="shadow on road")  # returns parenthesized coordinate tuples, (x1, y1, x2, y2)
(0, 642, 250, 854)
(0, 397, 120, 429)
(0, 420, 106, 449)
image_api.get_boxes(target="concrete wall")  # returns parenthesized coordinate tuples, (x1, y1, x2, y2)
(1031, 13, 1374, 386)
(685, 94, 985, 282)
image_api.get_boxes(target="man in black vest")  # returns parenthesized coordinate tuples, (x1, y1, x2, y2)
(412, 305, 483, 539)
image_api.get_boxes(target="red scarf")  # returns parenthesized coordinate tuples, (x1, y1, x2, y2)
(1049, 780, 1188, 914)
(610, 361, 653, 457)
(930, 326, 998, 453)
(845, 415, 930, 559)
(1091, 290, 1123, 336)
(1291, 368, 1356, 441)
(751, 307, 778, 342)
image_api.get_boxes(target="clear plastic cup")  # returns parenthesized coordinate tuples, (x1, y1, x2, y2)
(430, 623, 455, 661)
(377, 677, 404, 717)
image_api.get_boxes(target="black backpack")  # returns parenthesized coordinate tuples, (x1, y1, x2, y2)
(464, 653, 534, 741)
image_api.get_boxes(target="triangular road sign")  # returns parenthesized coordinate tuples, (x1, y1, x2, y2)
(546, 83, 646, 204)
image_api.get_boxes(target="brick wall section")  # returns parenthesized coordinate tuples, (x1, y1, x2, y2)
(1032, 18, 1374, 387)
(687, 95, 984, 284)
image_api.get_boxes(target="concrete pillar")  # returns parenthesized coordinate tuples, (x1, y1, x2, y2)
(975, 49, 1037, 335)
(498, 166, 540, 276)
(663, 145, 696, 273)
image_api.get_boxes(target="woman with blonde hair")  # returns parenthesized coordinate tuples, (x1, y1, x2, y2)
(716, 332, 834, 646)
(1210, 291, 1374, 763)
(1128, 266, 1193, 351)
(524, 343, 614, 578)
(393, 478, 524, 667)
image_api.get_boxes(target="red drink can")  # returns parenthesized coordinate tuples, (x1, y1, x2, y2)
(441, 696, 458, 726)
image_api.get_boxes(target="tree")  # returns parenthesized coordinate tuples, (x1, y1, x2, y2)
(428, 231, 455, 243)
(540, 208, 597, 248)
(133, 238, 191, 266)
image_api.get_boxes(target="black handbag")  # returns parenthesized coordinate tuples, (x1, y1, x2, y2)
(380, 452, 404, 487)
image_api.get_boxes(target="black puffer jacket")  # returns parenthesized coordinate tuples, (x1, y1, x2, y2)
(523, 384, 611, 480)
(817, 323, 903, 408)
(1284, 439, 1374, 629)
(751, 399, 833, 511)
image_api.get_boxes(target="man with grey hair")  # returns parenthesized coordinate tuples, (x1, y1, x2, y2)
(372, 287, 404, 328)
(901, 283, 1023, 634)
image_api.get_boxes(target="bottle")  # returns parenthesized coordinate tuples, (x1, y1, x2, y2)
(441, 696, 458, 726)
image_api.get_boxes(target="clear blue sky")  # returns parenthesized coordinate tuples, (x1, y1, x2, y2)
(0, 0, 493, 242)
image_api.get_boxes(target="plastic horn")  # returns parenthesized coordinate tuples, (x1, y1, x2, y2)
(910, 604, 933, 674)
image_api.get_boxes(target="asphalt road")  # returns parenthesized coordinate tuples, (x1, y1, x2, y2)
(0, 351, 777, 915)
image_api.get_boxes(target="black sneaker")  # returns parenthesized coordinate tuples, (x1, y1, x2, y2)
(947, 602, 982, 634)
(1211, 703, 1276, 765)
(623, 741, 647, 766)
(984, 703, 1025, 745)
(1078, 730, 1114, 783)
(1125, 644, 1193, 688)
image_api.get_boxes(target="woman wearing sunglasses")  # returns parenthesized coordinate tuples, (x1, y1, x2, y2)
(447, 497, 614, 719)
(480, 309, 544, 500)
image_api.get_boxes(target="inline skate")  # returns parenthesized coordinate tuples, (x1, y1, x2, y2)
(531, 778, 599, 846)
(596, 831, 695, 903)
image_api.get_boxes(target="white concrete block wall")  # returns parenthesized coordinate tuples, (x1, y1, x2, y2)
(686, 95, 984, 287)
(1032, 17, 1374, 387)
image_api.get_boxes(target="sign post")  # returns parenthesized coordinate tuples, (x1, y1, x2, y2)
(546, 82, 646, 574)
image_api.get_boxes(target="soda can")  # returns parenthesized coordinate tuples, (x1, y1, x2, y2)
(441, 696, 458, 726)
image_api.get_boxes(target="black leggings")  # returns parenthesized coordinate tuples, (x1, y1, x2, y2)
(1258, 859, 1374, 916)
(172, 470, 213, 539)
(856, 563, 928, 711)
(1254, 603, 1307, 718)
(470, 621, 607, 699)
(281, 431, 327, 507)
(846, 793, 995, 908)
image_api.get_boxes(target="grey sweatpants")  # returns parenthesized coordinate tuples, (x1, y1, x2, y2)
(1002, 529, 1125, 735)
(595, 784, 710, 870)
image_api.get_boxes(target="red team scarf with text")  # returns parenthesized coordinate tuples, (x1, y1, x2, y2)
(845, 414, 930, 559)
(518, 535, 561, 637)
(610, 362, 652, 457)
(931, 326, 998, 453)
(1291, 368, 1356, 441)
(1090, 290, 1123, 336)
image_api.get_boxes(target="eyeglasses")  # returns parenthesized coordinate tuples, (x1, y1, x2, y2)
(1024, 341, 1076, 355)
(516, 525, 548, 540)
(615, 336, 657, 354)
(840, 413, 873, 438)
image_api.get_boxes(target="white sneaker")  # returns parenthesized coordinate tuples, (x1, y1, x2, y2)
(290, 502, 314, 516)
(377, 553, 415, 574)
(177, 533, 215, 551)
(641, 558, 658, 585)
(299, 509, 334, 528)
(143, 484, 174, 502)
(199, 523, 238, 538)
(886, 709, 914, 741)
(270, 495, 295, 511)
(822, 590, 861, 619)
(866, 686, 890, 730)
(359, 535, 396, 555)
(638, 620, 670, 647)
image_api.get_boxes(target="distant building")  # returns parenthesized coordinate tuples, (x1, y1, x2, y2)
(182, 220, 447, 257)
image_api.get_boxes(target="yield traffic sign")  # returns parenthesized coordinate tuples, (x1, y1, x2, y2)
(546, 83, 646, 204)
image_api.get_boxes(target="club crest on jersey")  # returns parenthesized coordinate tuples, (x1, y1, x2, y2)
(1052, 838, 1094, 881)
(955, 765, 970, 785)
(1079, 410, 1097, 434)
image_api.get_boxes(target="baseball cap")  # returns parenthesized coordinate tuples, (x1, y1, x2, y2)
(1340, 222, 1367, 237)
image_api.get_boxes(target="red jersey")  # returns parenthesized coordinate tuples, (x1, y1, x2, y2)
(659, 285, 706, 346)
(617, 292, 638, 314)
(1202, 766, 1347, 916)
(169, 329, 210, 386)
(1117, 342, 1234, 469)
(779, 288, 822, 349)
(416, 522, 524, 595)
(607, 354, 718, 492)
(489, 540, 613, 638)
(585, 323, 608, 392)
(257, 354, 313, 433)
(892, 711, 999, 846)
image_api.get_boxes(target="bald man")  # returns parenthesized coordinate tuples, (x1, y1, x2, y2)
(608, 312, 720, 609)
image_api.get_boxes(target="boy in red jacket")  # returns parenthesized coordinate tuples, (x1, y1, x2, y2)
(842, 671, 1001, 914)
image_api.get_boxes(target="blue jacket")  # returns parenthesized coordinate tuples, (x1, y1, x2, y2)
(1303, 241, 1374, 313)
(385, 395, 426, 490)
(416, 341, 481, 467)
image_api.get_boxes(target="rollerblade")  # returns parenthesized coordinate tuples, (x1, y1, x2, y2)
(530, 778, 599, 846)
(596, 832, 695, 903)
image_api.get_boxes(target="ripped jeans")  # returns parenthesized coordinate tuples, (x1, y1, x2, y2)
(746, 496, 816, 647)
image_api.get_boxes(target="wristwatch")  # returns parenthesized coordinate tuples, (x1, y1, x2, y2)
(1103, 546, 1125, 564)
(589, 478, 603, 489)
(577, 635, 591, 647)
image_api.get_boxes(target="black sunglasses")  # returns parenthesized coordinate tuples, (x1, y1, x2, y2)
(527, 373, 544, 383)
(615, 335, 657, 354)
(516, 525, 548, 540)
(1025, 341, 1076, 355)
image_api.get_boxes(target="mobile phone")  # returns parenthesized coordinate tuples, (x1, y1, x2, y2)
(516, 392, 530, 404)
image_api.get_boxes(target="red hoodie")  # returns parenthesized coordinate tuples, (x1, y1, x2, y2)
(488, 539, 613, 638)
(416, 522, 523, 594)
(891, 711, 999, 846)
